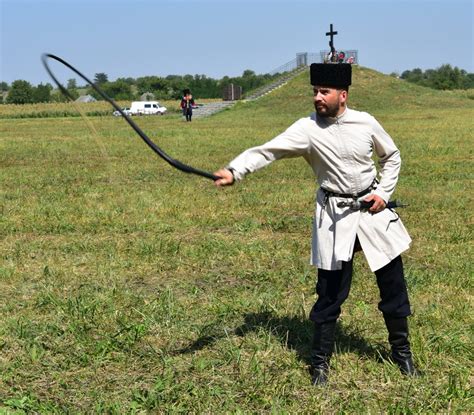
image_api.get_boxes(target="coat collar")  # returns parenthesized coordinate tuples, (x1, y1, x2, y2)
(326, 106, 349, 124)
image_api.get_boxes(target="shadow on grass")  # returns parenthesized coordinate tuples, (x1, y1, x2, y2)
(176, 311, 388, 365)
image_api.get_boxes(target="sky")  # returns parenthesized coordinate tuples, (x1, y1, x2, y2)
(0, 0, 472, 86)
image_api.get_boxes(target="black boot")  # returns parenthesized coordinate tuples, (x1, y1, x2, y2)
(384, 315, 420, 376)
(310, 321, 337, 385)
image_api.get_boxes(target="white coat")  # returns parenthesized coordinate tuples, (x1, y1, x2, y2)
(228, 107, 412, 271)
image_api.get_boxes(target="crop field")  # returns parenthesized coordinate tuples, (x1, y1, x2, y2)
(0, 67, 472, 413)
(0, 98, 223, 119)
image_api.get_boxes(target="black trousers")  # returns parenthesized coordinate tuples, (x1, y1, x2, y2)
(309, 255, 411, 324)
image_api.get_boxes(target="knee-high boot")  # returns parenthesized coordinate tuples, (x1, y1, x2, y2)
(383, 315, 420, 376)
(310, 321, 337, 385)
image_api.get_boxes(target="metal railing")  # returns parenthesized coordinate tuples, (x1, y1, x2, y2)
(269, 58, 299, 76)
(268, 51, 359, 76)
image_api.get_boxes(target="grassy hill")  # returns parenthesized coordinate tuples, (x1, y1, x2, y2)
(0, 67, 472, 413)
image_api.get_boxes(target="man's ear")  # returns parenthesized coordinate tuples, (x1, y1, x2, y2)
(339, 89, 348, 104)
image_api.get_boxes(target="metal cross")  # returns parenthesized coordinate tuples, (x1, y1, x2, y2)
(326, 23, 338, 52)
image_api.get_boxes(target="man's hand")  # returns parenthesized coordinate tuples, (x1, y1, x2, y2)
(364, 194, 386, 213)
(214, 168, 234, 187)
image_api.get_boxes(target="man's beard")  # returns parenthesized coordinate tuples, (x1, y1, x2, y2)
(315, 101, 340, 118)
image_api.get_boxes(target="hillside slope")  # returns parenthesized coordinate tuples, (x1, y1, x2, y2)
(219, 65, 474, 121)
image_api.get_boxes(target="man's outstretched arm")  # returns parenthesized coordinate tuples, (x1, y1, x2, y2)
(213, 118, 311, 187)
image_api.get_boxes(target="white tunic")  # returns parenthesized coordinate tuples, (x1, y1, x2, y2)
(228, 107, 411, 271)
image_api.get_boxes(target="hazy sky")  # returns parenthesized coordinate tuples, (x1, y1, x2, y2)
(1, 0, 472, 85)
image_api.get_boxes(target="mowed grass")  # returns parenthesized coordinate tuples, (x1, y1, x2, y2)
(0, 67, 473, 413)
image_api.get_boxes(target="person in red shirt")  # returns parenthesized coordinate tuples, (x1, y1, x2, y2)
(180, 89, 195, 122)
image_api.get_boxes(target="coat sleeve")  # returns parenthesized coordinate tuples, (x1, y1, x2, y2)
(369, 116, 401, 202)
(227, 118, 311, 181)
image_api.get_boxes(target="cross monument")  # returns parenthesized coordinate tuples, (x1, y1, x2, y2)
(326, 24, 338, 62)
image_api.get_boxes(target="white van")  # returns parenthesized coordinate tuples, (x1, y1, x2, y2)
(130, 101, 167, 115)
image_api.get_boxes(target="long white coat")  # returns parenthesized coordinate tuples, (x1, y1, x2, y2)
(228, 107, 411, 271)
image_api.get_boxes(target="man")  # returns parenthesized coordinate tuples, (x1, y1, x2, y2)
(214, 63, 420, 385)
(181, 89, 195, 122)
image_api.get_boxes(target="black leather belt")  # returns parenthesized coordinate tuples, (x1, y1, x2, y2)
(319, 181, 377, 223)
(321, 186, 373, 199)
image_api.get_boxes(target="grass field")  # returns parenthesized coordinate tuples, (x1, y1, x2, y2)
(0, 66, 473, 413)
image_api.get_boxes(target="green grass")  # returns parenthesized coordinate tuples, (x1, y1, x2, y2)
(0, 67, 473, 413)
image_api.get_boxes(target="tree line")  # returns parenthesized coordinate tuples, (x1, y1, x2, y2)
(399, 64, 474, 90)
(0, 70, 279, 104)
(2, 64, 473, 105)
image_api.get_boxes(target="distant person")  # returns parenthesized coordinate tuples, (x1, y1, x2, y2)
(338, 51, 346, 63)
(346, 56, 355, 64)
(181, 89, 195, 122)
(214, 63, 420, 385)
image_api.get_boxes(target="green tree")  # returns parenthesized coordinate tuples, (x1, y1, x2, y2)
(67, 88, 80, 100)
(6, 80, 34, 104)
(94, 73, 108, 85)
(0, 81, 8, 92)
(401, 65, 473, 90)
(466, 73, 474, 89)
(118, 77, 135, 85)
(165, 75, 188, 99)
(401, 68, 424, 83)
(101, 79, 133, 100)
(67, 78, 77, 89)
(430, 64, 465, 90)
(136, 76, 167, 96)
(65, 78, 79, 100)
(32, 83, 52, 103)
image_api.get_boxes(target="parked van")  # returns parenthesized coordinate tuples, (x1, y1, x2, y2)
(130, 101, 167, 115)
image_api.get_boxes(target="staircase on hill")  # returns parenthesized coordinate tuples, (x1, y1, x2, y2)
(192, 64, 308, 119)
(244, 65, 308, 100)
(191, 101, 237, 119)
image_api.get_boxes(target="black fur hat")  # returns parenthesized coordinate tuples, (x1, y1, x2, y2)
(310, 63, 352, 87)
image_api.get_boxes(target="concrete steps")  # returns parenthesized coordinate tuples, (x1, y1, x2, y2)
(245, 65, 308, 100)
(191, 101, 237, 119)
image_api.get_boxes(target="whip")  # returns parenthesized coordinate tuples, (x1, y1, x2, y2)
(41, 53, 220, 181)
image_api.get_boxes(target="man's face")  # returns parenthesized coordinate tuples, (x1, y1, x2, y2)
(313, 86, 347, 117)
